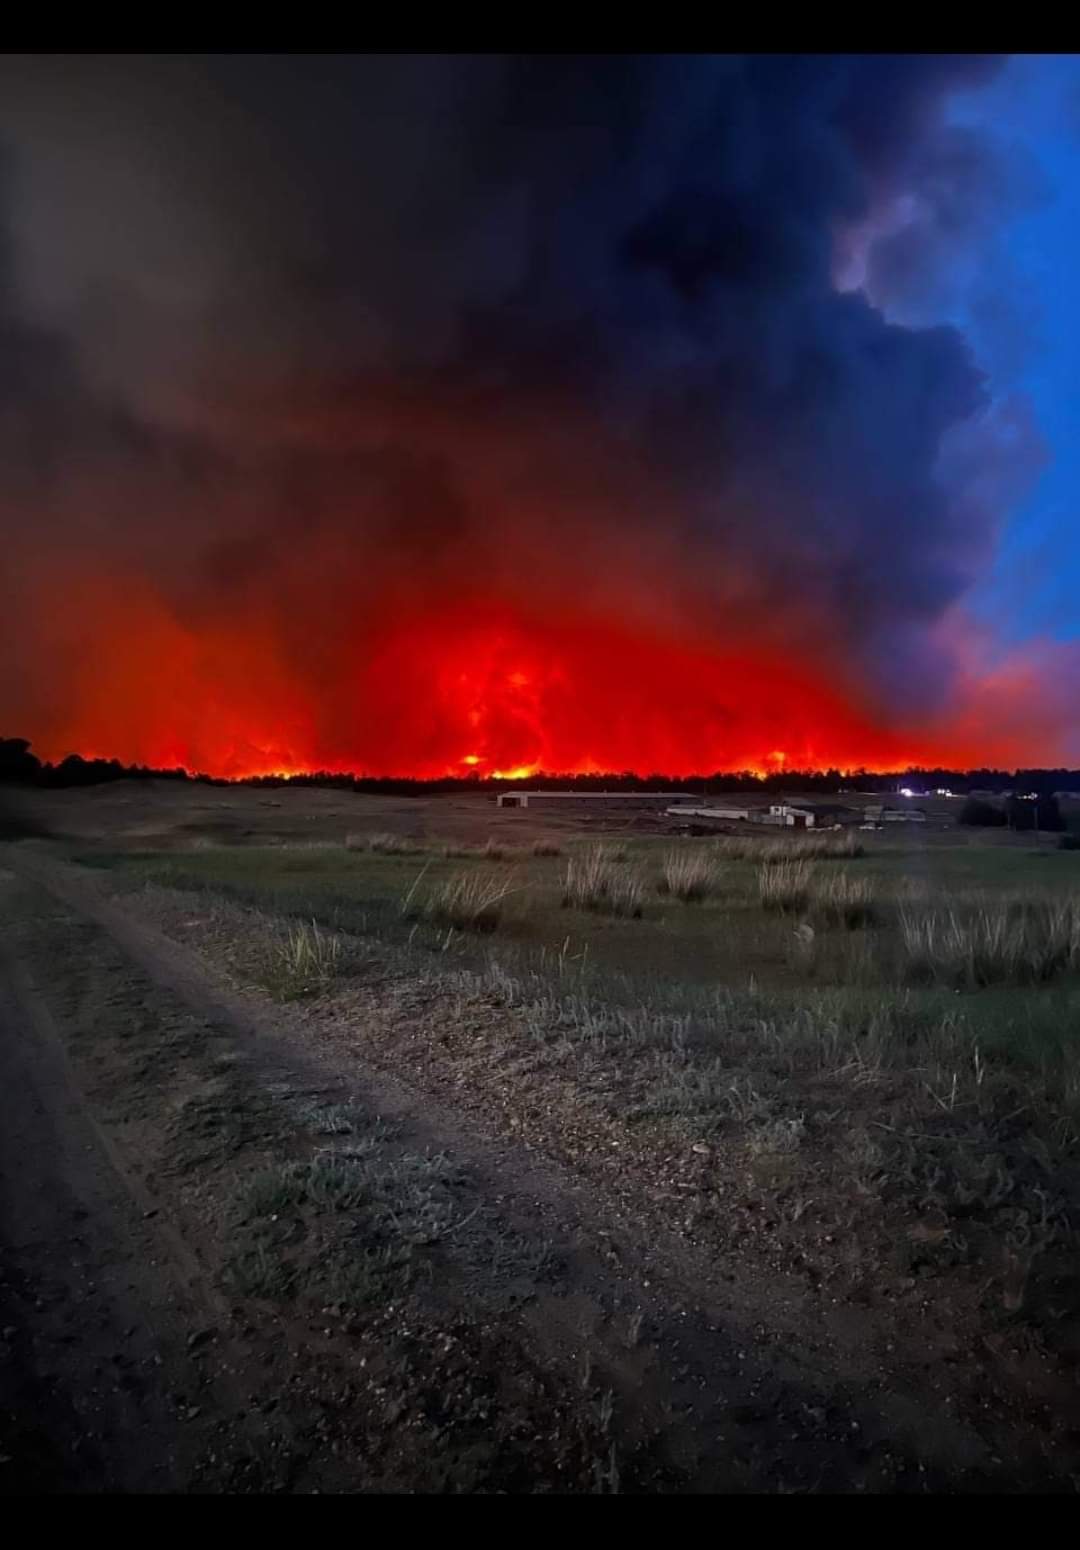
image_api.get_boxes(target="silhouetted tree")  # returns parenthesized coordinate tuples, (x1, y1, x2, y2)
(1036, 794, 1065, 831)
(0, 737, 42, 783)
(959, 796, 1006, 827)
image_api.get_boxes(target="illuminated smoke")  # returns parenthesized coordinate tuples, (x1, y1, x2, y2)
(0, 54, 1070, 774)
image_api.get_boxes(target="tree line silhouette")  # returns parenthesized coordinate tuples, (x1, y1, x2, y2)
(4, 735, 1080, 799)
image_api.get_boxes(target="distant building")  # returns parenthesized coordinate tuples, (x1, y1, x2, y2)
(665, 805, 749, 821)
(497, 790, 693, 810)
(865, 803, 926, 824)
(765, 803, 816, 829)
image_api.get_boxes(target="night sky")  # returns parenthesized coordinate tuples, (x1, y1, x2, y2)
(1, 53, 1077, 777)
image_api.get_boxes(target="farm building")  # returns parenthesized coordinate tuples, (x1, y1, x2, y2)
(865, 803, 927, 824)
(665, 805, 750, 821)
(496, 790, 697, 810)
(759, 803, 816, 828)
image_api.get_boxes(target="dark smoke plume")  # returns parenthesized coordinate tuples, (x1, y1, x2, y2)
(0, 54, 1070, 775)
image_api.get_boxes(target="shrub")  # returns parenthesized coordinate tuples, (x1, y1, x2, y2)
(562, 847, 645, 917)
(531, 839, 563, 857)
(1059, 833, 1080, 851)
(958, 798, 1006, 828)
(1036, 795, 1066, 832)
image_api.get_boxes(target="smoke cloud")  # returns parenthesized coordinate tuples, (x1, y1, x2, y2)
(0, 53, 1070, 776)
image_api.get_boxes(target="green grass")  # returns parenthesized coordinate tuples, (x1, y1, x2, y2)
(264, 918, 345, 998)
(231, 1141, 463, 1306)
(75, 829, 1080, 996)
(76, 823, 1080, 1317)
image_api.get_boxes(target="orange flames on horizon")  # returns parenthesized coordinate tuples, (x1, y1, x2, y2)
(19, 570, 1033, 781)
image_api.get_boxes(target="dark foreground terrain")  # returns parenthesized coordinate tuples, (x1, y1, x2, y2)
(1, 784, 1078, 1492)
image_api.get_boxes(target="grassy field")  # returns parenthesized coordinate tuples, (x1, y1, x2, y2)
(30, 787, 1073, 1370)
(77, 821, 1080, 983)
(77, 824, 1080, 1118)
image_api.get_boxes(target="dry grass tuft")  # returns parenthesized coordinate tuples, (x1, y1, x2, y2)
(901, 898, 1080, 986)
(758, 859, 813, 914)
(657, 847, 717, 902)
(440, 837, 516, 861)
(779, 832, 865, 862)
(813, 870, 877, 929)
(348, 832, 423, 855)
(717, 831, 863, 863)
(423, 870, 516, 933)
(531, 839, 563, 857)
(562, 847, 645, 918)
(269, 919, 344, 997)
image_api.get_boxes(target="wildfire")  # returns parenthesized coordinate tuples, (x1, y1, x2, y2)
(18, 571, 1063, 779)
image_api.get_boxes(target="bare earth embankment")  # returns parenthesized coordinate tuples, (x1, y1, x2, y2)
(1, 781, 1078, 1492)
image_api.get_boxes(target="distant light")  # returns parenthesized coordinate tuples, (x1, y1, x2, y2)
(899, 787, 915, 798)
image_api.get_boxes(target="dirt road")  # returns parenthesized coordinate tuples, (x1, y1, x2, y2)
(0, 838, 1074, 1492)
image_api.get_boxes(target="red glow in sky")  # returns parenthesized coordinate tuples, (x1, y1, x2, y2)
(19, 572, 1071, 779)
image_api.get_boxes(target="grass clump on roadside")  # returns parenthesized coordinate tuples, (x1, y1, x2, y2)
(263, 918, 345, 999)
(562, 847, 645, 918)
(657, 847, 717, 903)
(758, 859, 813, 914)
(230, 1142, 463, 1307)
(531, 839, 563, 857)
